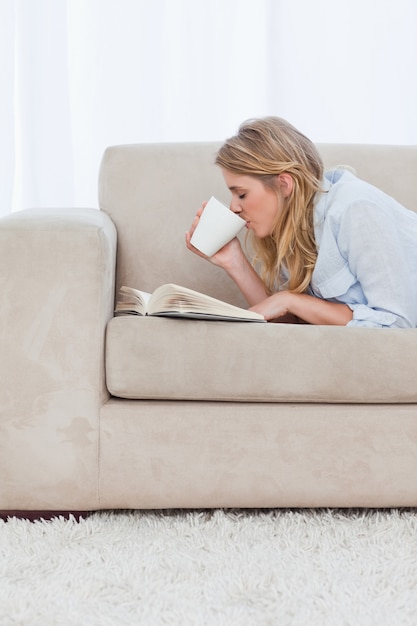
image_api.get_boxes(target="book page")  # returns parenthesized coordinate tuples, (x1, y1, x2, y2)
(148, 284, 264, 321)
(115, 286, 150, 315)
(137, 290, 152, 307)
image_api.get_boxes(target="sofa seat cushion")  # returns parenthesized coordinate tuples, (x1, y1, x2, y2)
(105, 316, 417, 403)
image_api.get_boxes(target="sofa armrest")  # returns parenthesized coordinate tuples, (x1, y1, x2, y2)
(0, 208, 117, 510)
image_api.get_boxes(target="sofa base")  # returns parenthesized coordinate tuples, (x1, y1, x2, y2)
(0, 510, 92, 522)
(98, 398, 417, 509)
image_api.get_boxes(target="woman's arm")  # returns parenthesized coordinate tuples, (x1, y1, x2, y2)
(186, 209, 350, 322)
(249, 291, 353, 325)
(186, 204, 350, 323)
(336, 201, 416, 328)
(185, 205, 268, 306)
(220, 247, 269, 305)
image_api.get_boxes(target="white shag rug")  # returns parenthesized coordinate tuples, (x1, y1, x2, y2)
(1, 508, 417, 625)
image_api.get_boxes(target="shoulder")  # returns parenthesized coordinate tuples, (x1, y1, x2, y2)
(321, 168, 412, 227)
(314, 169, 417, 247)
(327, 169, 384, 211)
(314, 169, 369, 227)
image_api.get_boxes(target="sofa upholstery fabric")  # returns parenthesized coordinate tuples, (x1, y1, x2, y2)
(1, 142, 417, 512)
(106, 317, 417, 403)
(0, 208, 116, 510)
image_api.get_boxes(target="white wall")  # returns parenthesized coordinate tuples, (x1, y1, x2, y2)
(2, 0, 416, 213)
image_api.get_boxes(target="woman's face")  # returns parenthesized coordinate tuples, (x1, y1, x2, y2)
(222, 169, 287, 238)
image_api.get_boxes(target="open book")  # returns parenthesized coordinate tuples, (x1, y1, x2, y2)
(115, 284, 265, 322)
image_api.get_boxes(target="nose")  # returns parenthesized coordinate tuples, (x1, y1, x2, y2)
(230, 198, 242, 214)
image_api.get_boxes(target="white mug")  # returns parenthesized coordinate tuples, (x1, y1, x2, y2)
(190, 196, 246, 257)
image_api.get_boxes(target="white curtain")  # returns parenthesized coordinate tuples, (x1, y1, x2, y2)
(1, 0, 416, 215)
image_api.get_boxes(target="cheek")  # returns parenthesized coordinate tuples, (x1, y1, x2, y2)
(266, 200, 280, 222)
(260, 202, 280, 236)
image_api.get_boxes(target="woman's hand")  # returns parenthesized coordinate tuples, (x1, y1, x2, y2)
(185, 202, 244, 271)
(185, 202, 272, 308)
(249, 292, 293, 321)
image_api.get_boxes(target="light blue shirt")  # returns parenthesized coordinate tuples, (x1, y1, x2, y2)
(311, 169, 417, 328)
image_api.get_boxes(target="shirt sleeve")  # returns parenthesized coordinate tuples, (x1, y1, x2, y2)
(337, 201, 416, 328)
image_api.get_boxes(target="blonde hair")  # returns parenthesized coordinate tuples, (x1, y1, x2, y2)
(215, 117, 323, 293)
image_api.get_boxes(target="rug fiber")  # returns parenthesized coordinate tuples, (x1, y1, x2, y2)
(1, 508, 417, 625)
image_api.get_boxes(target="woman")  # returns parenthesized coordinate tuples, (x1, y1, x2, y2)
(185, 116, 417, 327)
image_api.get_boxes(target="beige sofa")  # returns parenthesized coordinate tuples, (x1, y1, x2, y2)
(1, 142, 417, 515)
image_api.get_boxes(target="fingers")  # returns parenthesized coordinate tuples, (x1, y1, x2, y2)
(190, 202, 206, 233)
(184, 233, 209, 259)
(196, 203, 206, 217)
(185, 202, 207, 250)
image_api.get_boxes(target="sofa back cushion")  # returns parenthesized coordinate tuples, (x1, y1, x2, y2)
(98, 142, 417, 306)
